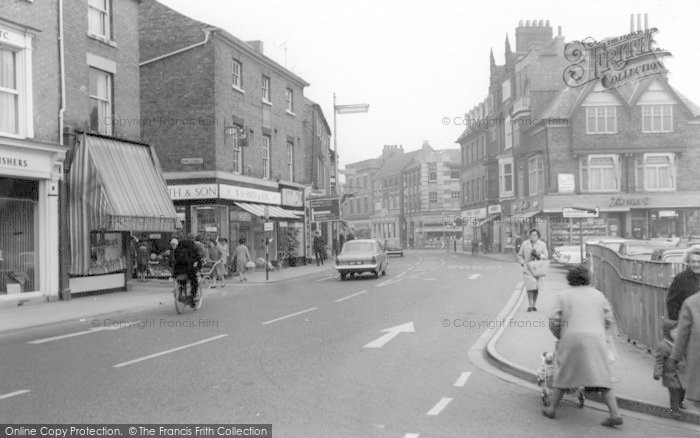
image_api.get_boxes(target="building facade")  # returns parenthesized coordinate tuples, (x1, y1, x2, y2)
(140, 0, 310, 265)
(341, 157, 381, 239)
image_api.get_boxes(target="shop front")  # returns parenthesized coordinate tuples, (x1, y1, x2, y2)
(169, 181, 301, 266)
(0, 138, 65, 302)
(279, 184, 306, 266)
(66, 133, 179, 294)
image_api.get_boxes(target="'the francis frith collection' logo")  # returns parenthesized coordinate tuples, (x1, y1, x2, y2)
(563, 28, 671, 89)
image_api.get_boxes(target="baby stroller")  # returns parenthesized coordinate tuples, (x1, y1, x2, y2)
(537, 351, 585, 408)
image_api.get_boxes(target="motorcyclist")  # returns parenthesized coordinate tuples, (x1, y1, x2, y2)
(173, 233, 203, 299)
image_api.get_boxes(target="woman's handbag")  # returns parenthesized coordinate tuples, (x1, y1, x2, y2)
(527, 260, 550, 278)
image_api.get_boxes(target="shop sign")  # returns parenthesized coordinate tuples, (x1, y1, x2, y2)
(264, 222, 274, 231)
(219, 184, 281, 205)
(558, 174, 575, 193)
(310, 197, 340, 222)
(659, 210, 677, 218)
(0, 148, 53, 178)
(0, 26, 27, 47)
(230, 211, 252, 222)
(168, 184, 218, 200)
(562, 207, 599, 218)
(180, 157, 203, 165)
(487, 205, 502, 214)
(279, 221, 288, 227)
(608, 196, 651, 208)
(461, 207, 487, 219)
(281, 188, 303, 207)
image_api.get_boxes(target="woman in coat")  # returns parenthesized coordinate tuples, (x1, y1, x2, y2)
(666, 246, 700, 321)
(670, 292, 700, 407)
(517, 228, 548, 311)
(543, 265, 622, 427)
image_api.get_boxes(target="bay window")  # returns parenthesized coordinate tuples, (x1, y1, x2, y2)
(635, 153, 676, 191)
(580, 154, 619, 192)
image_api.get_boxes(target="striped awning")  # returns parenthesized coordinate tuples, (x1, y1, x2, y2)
(69, 133, 178, 274)
(234, 202, 301, 219)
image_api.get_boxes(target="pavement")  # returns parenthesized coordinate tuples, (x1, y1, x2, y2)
(0, 262, 335, 335)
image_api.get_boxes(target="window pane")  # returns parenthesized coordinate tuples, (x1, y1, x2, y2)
(0, 49, 16, 89)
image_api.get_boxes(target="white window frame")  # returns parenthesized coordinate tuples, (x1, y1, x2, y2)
(586, 106, 617, 134)
(262, 135, 271, 179)
(0, 31, 33, 139)
(287, 141, 294, 182)
(262, 75, 271, 104)
(285, 88, 294, 115)
(88, 0, 111, 41)
(528, 156, 545, 195)
(231, 125, 242, 174)
(88, 67, 113, 135)
(635, 153, 676, 192)
(502, 79, 511, 102)
(232, 59, 243, 92)
(580, 154, 620, 192)
(499, 158, 514, 198)
(642, 105, 673, 133)
(504, 116, 512, 149)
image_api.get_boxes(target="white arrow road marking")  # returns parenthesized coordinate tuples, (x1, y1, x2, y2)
(468, 274, 482, 280)
(453, 371, 472, 387)
(427, 397, 453, 416)
(114, 334, 228, 368)
(364, 322, 414, 348)
(28, 322, 139, 344)
(0, 389, 30, 401)
(335, 290, 367, 303)
(262, 307, 318, 325)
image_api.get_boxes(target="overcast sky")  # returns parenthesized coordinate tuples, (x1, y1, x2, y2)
(159, 0, 700, 168)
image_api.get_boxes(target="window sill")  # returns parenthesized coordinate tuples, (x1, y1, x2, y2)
(86, 32, 117, 48)
(641, 131, 674, 134)
(0, 131, 25, 140)
(262, 99, 272, 107)
(232, 85, 245, 94)
(286, 110, 296, 117)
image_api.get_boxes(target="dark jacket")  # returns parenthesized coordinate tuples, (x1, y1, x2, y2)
(313, 235, 325, 252)
(173, 239, 202, 275)
(653, 339, 684, 388)
(666, 268, 700, 320)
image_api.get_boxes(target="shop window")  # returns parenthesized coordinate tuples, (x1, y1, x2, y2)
(635, 153, 676, 191)
(0, 178, 39, 294)
(90, 231, 124, 275)
(580, 154, 619, 192)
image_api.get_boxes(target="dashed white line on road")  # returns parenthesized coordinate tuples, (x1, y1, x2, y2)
(113, 334, 229, 368)
(0, 389, 30, 401)
(427, 397, 453, 416)
(28, 322, 139, 344)
(397, 272, 406, 278)
(423, 278, 437, 281)
(376, 278, 403, 287)
(335, 290, 367, 303)
(453, 372, 472, 387)
(404, 434, 420, 438)
(262, 307, 318, 325)
(316, 275, 336, 282)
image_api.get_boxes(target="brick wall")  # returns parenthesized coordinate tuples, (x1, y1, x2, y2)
(0, 0, 60, 144)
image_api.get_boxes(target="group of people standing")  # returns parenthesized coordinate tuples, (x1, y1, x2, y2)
(516, 228, 700, 427)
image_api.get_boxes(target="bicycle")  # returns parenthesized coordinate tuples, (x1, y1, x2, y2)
(173, 272, 203, 314)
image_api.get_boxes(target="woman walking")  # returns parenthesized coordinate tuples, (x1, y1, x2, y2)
(543, 265, 622, 427)
(235, 238, 252, 282)
(670, 291, 700, 409)
(517, 228, 548, 311)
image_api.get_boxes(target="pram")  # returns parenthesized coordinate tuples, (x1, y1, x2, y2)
(537, 351, 585, 408)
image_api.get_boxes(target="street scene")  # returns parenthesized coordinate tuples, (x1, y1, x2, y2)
(2, 0, 700, 437)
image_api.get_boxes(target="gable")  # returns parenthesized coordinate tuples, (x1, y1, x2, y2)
(580, 83, 625, 106)
(636, 79, 676, 106)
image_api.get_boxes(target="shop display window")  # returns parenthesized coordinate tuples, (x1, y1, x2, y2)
(89, 231, 125, 275)
(0, 178, 39, 294)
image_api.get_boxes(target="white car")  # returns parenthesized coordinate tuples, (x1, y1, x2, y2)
(552, 245, 585, 264)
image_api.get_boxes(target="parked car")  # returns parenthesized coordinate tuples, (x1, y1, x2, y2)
(650, 247, 688, 264)
(584, 236, 626, 253)
(618, 240, 680, 260)
(552, 245, 585, 265)
(336, 239, 388, 280)
(383, 238, 404, 257)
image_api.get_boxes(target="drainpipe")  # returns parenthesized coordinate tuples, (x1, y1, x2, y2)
(57, 0, 71, 300)
(140, 27, 216, 67)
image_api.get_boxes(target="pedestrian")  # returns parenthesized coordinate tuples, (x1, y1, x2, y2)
(136, 238, 149, 282)
(313, 230, 325, 266)
(235, 238, 251, 282)
(207, 240, 224, 288)
(514, 234, 524, 255)
(670, 291, 700, 409)
(666, 246, 700, 321)
(654, 320, 687, 419)
(194, 235, 207, 264)
(543, 265, 622, 428)
(217, 238, 230, 278)
(517, 228, 549, 312)
(167, 237, 179, 276)
(338, 233, 345, 255)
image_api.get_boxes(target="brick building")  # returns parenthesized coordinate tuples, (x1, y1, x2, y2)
(139, 0, 311, 265)
(458, 18, 700, 253)
(341, 157, 382, 239)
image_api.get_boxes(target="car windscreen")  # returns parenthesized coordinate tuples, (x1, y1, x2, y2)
(342, 242, 375, 253)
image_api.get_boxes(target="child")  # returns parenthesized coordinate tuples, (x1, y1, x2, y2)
(653, 320, 686, 419)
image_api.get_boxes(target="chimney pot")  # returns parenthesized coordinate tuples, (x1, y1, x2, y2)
(538, 20, 543, 26)
(630, 14, 634, 33)
(519, 20, 523, 26)
(525, 20, 530, 26)
(558, 26, 562, 37)
(644, 13, 648, 30)
(637, 14, 641, 32)
(545, 19, 550, 27)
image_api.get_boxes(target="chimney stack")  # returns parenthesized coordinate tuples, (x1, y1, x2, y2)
(246, 40, 264, 54)
(515, 19, 553, 53)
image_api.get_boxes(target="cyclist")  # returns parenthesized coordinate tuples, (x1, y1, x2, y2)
(173, 233, 203, 299)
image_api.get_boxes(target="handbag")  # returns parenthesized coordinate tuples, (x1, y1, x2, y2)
(527, 260, 550, 278)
